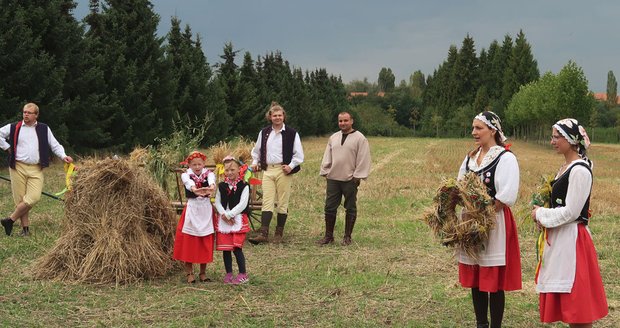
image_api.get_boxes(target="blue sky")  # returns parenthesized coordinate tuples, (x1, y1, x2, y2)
(74, 0, 619, 92)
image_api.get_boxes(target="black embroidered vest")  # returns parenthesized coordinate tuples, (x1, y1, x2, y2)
(259, 125, 301, 174)
(8, 121, 50, 169)
(465, 150, 509, 199)
(550, 162, 592, 224)
(218, 181, 250, 214)
(185, 171, 211, 199)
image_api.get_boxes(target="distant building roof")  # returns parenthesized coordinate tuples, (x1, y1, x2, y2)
(593, 92, 620, 104)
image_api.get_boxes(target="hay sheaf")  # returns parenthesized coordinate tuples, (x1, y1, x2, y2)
(422, 172, 496, 258)
(32, 158, 176, 284)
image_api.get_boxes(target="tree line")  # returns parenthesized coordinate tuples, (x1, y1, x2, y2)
(0, 0, 349, 154)
(2, 1, 618, 151)
(347, 32, 619, 142)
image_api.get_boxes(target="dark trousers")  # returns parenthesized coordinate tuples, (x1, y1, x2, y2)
(324, 178, 359, 216)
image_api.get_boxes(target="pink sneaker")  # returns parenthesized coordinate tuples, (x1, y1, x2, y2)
(223, 273, 233, 284)
(232, 273, 249, 285)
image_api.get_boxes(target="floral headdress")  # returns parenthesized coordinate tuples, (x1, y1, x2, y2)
(474, 111, 507, 142)
(185, 151, 207, 164)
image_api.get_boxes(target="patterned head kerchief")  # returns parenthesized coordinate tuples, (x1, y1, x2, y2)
(474, 111, 507, 142)
(553, 118, 591, 157)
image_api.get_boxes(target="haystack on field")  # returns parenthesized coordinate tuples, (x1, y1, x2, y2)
(0, 137, 618, 327)
(32, 158, 176, 284)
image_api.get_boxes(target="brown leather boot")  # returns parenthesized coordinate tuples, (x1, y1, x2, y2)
(341, 213, 356, 246)
(249, 226, 269, 244)
(248, 211, 272, 244)
(272, 213, 287, 243)
(273, 226, 284, 244)
(317, 213, 336, 245)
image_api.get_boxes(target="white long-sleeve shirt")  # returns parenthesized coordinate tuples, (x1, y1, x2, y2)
(457, 146, 520, 266)
(215, 185, 250, 219)
(536, 161, 592, 228)
(0, 121, 68, 164)
(251, 124, 304, 169)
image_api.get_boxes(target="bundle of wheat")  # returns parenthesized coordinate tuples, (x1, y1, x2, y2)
(32, 158, 176, 284)
(231, 138, 254, 165)
(422, 172, 496, 258)
(209, 141, 231, 167)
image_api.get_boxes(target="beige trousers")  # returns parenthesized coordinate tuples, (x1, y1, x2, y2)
(261, 165, 293, 214)
(9, 161, 44, 206)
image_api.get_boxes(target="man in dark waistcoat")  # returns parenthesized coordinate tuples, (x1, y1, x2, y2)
(249, 102, 304, 244)
(0, 103, 73, 236)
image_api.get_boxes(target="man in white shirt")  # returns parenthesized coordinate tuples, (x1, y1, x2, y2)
(249, 102, 304, 244)
(1, 103, 73, 236)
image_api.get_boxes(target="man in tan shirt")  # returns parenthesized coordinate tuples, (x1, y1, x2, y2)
(318, 112, 371, 245)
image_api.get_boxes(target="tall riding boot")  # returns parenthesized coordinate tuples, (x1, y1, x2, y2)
(341, 213, 356, 246)
(317, 213, 336, 245)
(249, 211, 272, 244)
(272, 213, 287, 243)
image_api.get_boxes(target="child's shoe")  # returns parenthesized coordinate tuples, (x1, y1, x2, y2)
(232, 273, 249, 285)
(223, 272, 233, 284)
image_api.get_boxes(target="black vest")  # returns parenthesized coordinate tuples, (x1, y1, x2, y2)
(465, 150, 509, 199)
(8, 121, 50, 169)
(185, 171, 211, 199)
(550, 162, 592, 224)
(218, 181, 250, 214)
(259, 125, 301, 174)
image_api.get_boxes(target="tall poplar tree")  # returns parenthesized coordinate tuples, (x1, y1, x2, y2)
(607, 70, 618, 107)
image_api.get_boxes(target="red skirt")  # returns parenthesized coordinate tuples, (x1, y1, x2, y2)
(172, 207, 214, 264)
(216, 213, 251, 251)
(539, 224, 608, 323)
(459, 207, 522, 292)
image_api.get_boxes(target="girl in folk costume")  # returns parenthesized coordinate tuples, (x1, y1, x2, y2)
(214, 156, 251, 284)
(532, 119, 608, 327)
(173, 151, 216, 284)
(457, 111, 521, 328)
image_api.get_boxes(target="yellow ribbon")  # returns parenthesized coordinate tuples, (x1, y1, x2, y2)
(215, 163, 224, 175)
(54, 163, 76, 196)
(535, 227, 547, 280)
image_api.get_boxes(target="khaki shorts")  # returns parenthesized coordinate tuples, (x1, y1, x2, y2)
(9, 161, 44, 206)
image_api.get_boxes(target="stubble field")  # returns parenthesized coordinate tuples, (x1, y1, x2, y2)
(1, 137, 618, 327)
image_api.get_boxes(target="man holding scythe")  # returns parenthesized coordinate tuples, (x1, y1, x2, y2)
(0, 102, 73, 236)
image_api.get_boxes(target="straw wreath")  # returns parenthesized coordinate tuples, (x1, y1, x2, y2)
(423, 172, 496, 258)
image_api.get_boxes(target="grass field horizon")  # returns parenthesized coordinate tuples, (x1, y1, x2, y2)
(1, 137, 618, 327)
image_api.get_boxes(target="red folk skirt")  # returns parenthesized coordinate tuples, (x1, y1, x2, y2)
(216, 213, 251, 251)
(539, 224, 608, 323)
(459, 207, 522, 292)
(172, 207, 215, 264)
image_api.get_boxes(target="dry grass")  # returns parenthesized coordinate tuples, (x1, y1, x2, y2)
(0, 137, 618, 327)
(31, 158, 176, 284)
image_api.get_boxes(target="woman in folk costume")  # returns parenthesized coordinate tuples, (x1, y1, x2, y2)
(214, 156, 251, 284)
(532, 119, 608, 327)
(457, 111, 521, 328)
(173, 151, 216, 284)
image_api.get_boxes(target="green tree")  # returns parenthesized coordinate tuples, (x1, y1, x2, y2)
(607, 70, 618, 107)
(0, 0, 84, 145)
(409, 70, 426, 99)
(235, 52, 263, 138)
(378, 67, 395, 92)
(507, 61, 593, 140)
(473, 86, 490, 113)
(452, 34, 479, 107)
(501, 30, 539, 118)
(88, 0, 175, 150)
